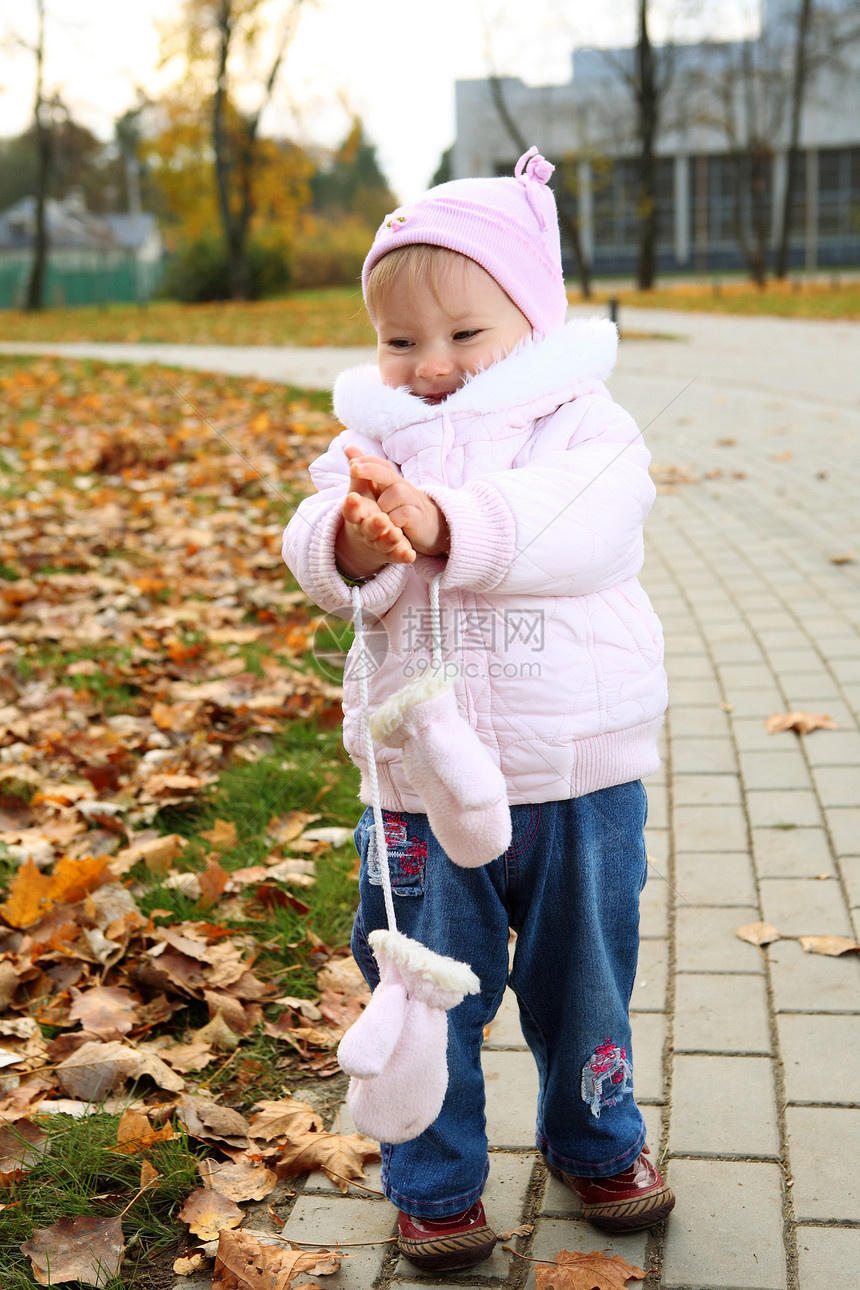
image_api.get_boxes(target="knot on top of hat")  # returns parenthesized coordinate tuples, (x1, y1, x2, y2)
(514, 147, 555, 229)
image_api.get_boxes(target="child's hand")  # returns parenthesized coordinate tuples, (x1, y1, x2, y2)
(337, 490, 416, 577)
(345, 447, 450, 558)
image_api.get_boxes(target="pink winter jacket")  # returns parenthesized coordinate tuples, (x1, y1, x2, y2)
(283, 317, 667, 811)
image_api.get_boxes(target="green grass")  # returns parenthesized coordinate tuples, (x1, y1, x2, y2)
(0, 1113, 202, 1290)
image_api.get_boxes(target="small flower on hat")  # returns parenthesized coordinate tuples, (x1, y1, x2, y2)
(385, 212, 408, 230)
(515, 145, 554, 185)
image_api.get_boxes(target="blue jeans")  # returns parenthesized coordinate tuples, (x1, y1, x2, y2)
(350, 780, 650, 1218)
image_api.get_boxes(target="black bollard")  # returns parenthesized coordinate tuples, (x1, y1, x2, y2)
(608, 297, 619, 327)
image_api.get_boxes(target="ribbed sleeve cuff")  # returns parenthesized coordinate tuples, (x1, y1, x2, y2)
(306, 502, 409, 614)
(423, 479, 516, 591)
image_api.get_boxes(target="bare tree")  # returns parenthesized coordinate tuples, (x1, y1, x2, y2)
(488, 75, 592, 298)
(25, 0, 50, 312)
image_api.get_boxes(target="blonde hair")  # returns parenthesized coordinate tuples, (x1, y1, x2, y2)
(364, 244, 473, 323)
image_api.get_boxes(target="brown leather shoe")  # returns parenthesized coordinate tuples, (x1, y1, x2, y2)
(397, 1200, 496, 1271)
(547, 1150, 675, 1232)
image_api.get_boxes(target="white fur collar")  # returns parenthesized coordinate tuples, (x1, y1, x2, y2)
(333, 316, 617, 440)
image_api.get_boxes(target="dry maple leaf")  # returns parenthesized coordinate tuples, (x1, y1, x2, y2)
(179, 1187, 245, 1241)
(315, 955, 370, 1001)
(68, 985, 139, 1040)
(199, 859, 230, 908)
(275, 1130, 381, 1193)
(213, 1230, 341, 1290)
(199, 1156, 278, 1202)
(174, 1252, 212, 1276)
(765, 711, 839, 735)
(0, 1118, 48, 1184)
(177, 1094, 250, 1149)
(735, 922, 781, 947)
(21, 1215, 125, 1287)
(0, 858, 53, 928)
(201, 819, 239, 850)
(247, 1096, 324, 1143)
(55, 1039, 185, 1100)
(797, 935, 860, 956)
(534, 1249, 646, 1290)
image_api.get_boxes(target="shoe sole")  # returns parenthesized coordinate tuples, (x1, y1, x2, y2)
(546, 1162, 676, 1233)
(397, 1226, 497, 1272)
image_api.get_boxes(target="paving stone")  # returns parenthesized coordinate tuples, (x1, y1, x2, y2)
(640, 867, 670, 939)
(673, 804, 748, 852)
(781, 673, 843, 703)
(660, 1159, 787, 1289)
(631, 1012, 665, 1103)
(675, 906, 764, 974)
(482, 1050, 539, 1147)
(751, 826, 837, 878)
(664, 653, 715, 678)
(484, 987, 527, 1049)
(670, 737, 738, 774)
(795, 1228, 860, 1290)
(717, 663, 778, 690)
(732, 716, 782, 751)
(668, 706, 732, 738)
(825, 807, 860, 856)
(631, 938, 668, 1012)
(737, 750, 812, 791)
(786, 1107, 860, 1221)
(812, 764, 860, 806)
(674, 851, 757, 907)
(645, 828, 669, 864)
(524, 1217, 647, 1289)
(672, 773, 742, 805)
(669, 678, 723, 706)
(281, 1195, 395, 1289)
(841, 854, 860, 908)
(769, 932, 860, 1017)
(759, 876, 854, 936)
(745, 790, 822, 827)
(777, 1014, 860, 1104)
(645, 783, 668, 829)
(394, 1152, 536, 1283)
(802, 729, 860, 766)
(674, 974, 771, 1054)
(670, 1055, 779, 1157)
(765, 648, 825, 672)
(710, 641, 766, 663)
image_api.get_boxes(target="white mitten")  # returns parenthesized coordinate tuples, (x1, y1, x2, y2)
(370, 668, 512, 868)
(337, 929, 480, 1144)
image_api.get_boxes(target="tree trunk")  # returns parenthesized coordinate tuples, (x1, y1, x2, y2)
(774, 0, 813, 278)
(212, 0, 250, 300)
(635, 0, 659, 290)
(25, 0, 49, 313)
(489, 75, 591, 298)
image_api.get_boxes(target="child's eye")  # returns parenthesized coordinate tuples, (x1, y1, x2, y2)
(453, 330, 480, 341)
(388, 338, 413, 350)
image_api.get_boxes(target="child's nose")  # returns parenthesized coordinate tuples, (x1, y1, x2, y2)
(415, 348, 454, 378)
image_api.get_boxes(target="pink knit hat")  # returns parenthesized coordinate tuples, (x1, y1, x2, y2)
(362, 147, 568, 339)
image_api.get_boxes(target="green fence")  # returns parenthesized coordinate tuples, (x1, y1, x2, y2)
(0, 256, 163, 309)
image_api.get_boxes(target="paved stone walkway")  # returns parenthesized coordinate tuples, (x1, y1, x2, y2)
(5, 313, 856, 1288)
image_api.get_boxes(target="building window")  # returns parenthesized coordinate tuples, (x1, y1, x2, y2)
(818, 147, 860, 238)
(592, 157, 673, 251)
(689, 153, 773, 248)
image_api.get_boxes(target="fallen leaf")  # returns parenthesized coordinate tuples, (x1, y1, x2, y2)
(765, 711, 839, 735)
(0, 858, 53, 928)
(174, 1252, 212, 1275)
(496, 1222, 534, 1240)
(0, 1119, 48, 1183)
(315, 955, 370, 1000)
(201, 819, 238, 850)
(534, 1248, 646, 1290)
(771, 450, 793, 461)
(199, 1156, 278, 1202)
(275, 1130, 381, 1193)
(111, 832, 187, 877)
(247, 1096, 324, 1143)
(140, 1158, 160, 1189)
(199, 859, 230, 908)
(212, 1229, 341, 1290)
(270, 811, 321, 844)
(21, 1215, 125, 1287)
(797, 935, 860, 956)
(113, 1107, 174, 1154)
(829, 552, 856, 565)
(195, 1010, 242, 1051)
(179, 1187, 244, 1241)
(735, 922, 781, 947)
(177, 1094, 250, 1149)
(55, 1039, 185, 1099)
(68, 985, 139, 1040)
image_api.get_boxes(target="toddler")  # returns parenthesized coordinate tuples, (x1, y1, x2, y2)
(283, 147, 672, 1272)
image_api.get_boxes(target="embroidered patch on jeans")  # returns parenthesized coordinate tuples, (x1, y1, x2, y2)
(366, 812, 427, 891)
(581, 1039, 633, 1119)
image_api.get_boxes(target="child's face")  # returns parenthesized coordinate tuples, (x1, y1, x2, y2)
(375, 256, 532, 405)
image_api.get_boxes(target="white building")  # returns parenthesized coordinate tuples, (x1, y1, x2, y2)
(453, 0, 860, 275)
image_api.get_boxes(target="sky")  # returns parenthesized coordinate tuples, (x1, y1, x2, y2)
(0, 0, 759, 203)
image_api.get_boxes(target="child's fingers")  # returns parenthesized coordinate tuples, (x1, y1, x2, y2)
(350, 458, 403, 495)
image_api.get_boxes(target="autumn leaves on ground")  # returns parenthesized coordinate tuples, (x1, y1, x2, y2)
(0, 356, 388, 1288)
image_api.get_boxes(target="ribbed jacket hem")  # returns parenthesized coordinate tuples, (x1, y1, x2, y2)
(355, 718, 664, 813)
